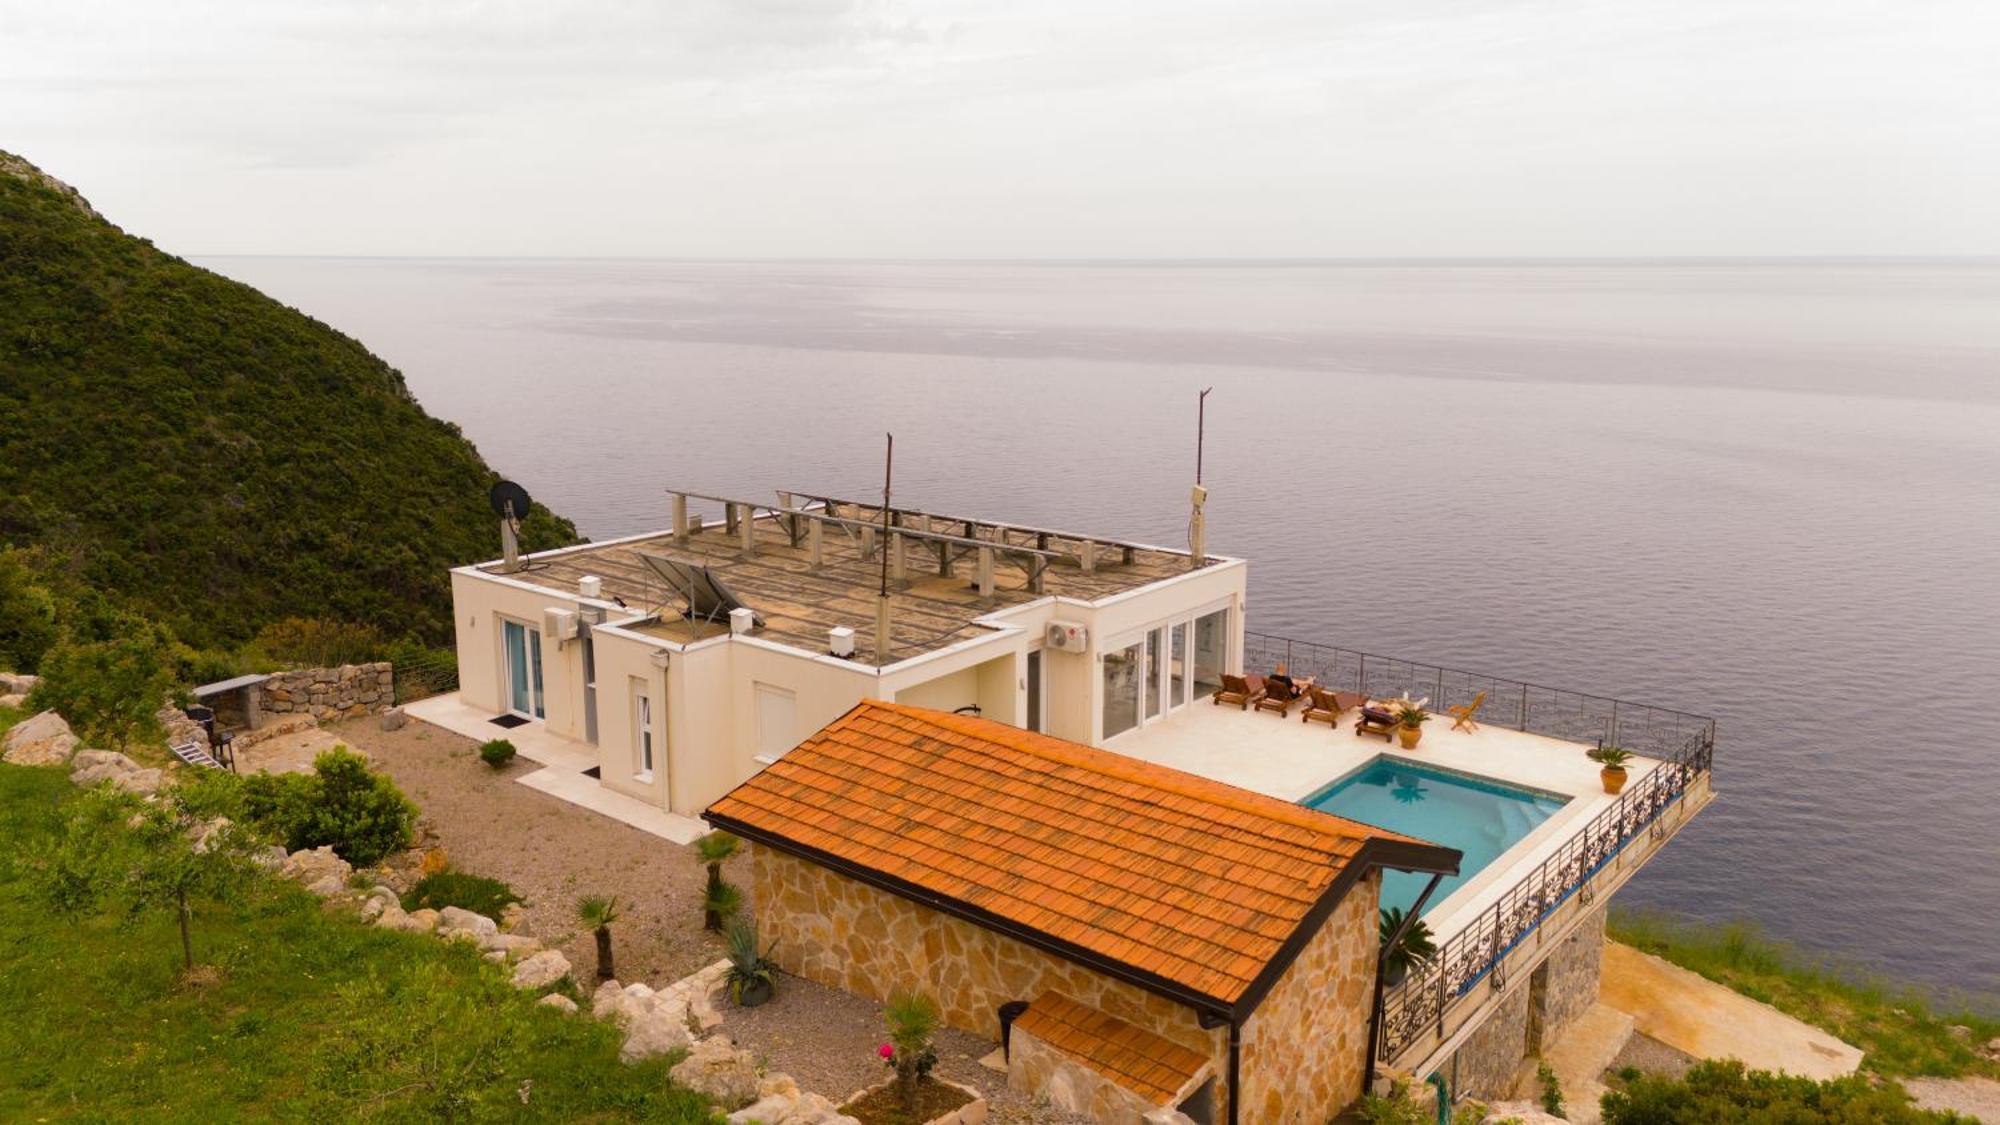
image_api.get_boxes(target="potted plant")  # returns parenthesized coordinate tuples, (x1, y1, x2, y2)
(1396, 704, 1431, 749)
(1588, 745, 1634, 794)
(1379, 906, 1437, 987)
(724, 919, 778, 1007)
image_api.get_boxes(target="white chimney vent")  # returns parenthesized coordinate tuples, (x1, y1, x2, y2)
(829, 626, 856, 658)
(729, 607, 756, 636)
(578, 575, 603, 600)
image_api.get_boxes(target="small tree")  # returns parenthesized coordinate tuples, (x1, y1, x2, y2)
(882, 989, 940, 1111)
(35, 782, 256, 974)
(577, 894, 622, 981)
(28, 635, 176, 747)
(695, 831, 741, 930)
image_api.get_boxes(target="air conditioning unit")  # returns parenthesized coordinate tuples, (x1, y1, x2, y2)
(543, 607, 579, 641)
(1045, 621, 1088, 652)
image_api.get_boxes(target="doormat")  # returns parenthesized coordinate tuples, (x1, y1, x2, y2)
(489, 714, 530, 729)
(583, 766, 601, 779)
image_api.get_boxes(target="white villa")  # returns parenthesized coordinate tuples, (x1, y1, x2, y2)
(431, 485, 1716, 1120)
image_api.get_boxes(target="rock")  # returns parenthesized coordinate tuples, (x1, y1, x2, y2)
(71, 748, 138, 773)
(618, 1004, 694, 1062)
(251, 844, 288, 869)
(360, 896, 391, 921)
(510, 950, 571, 990)
(279, 846, 352, 897)
(1947, 1024, 1972, 1042)
(500, 902, 528, 932)
(187, 816, 234, 854)
(375, 904, 439, 933)
(592, 979, 626, 1019)
(669, 1036, 763, 1110)
(539, 993, 578, 1014)
(479, 932, 543, 960)
(483, 950, 507, 964)
(1984, 1035, 2000, 1060)
(758, 1074, 801, 1101)
(0, 671, 39, 694)
(436, 906, 498, 940)
(3, 710, 79, 765)
(378, 706, 407, 732)
(115, 768, 164, 795)
(1, 693, 30, 709)
(729, 1095, 800, 1125)
(407, 908, 440, 932)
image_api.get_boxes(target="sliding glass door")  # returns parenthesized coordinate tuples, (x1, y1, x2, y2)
(503, 619, 545, 720)
(1102, 602, 1231, 742)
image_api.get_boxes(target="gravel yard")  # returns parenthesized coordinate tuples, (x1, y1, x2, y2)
(329, 716, 744, 987)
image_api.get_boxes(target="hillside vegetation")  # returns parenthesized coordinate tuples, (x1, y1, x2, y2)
(0, 150, 575, 654)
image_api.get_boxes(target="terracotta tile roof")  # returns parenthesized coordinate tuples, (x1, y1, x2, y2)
(1014, 991, 1211, 1106)
(705, 700, 1456, 1009)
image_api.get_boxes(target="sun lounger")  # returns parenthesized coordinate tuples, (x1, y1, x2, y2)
(1255, 676, 1307, 717)
(1355, 706, 1398, 742)
(1213, 673, 1266, 710)
(1301, 686, 1349, 727)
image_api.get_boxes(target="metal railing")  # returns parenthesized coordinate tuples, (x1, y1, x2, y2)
(1236, 631, 1717, 1063)
(1241, 631, 1714, 758)
(1374, 722, 1711, 1060)
(391, 653, 459, 705)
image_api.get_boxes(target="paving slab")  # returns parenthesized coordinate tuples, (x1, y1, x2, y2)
(1598, 942, 1862, 1081)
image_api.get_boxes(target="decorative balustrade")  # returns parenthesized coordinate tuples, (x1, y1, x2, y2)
(1237, 631, 1717, 1063)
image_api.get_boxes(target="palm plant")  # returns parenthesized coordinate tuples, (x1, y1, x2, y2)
(704, 879, 743, 932)
(882, 989, 941, 1110)
(695, 831, 741, 930)
(577, 894, 622, 982)
(1379, 906, 1438, 987)
(1589, 745, 1634, 769)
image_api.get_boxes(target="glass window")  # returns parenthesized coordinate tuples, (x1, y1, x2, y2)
(1026, 650, 1043, 733)
(1193, 609, 1228, 699)
(633, 682, 654, 777)
(1144, 628, 1163, 721)
(1102, 639, 1143, 740)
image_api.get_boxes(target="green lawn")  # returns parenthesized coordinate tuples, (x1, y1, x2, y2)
(1611, 909, 2000, 1080)
(0, 764, 718, 1122)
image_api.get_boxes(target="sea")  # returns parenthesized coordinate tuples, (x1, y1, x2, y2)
(202, 256, 2000, 1007)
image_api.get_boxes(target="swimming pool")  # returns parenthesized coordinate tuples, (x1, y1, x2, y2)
(1302, 758, 1570, 916)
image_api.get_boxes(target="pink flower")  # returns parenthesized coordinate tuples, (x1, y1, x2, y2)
(878, 1043, 895, 1060)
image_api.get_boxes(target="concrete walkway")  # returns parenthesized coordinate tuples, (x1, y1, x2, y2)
(1514, 1003, 1635, 1124)
(403, 693, 707, 845)
(1597, 942, 1863, 1080)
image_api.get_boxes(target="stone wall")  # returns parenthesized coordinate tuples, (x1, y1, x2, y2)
(1448, 977, 1532, 1099)
(259, 662, 395, 723)
(1444, 905, 1608, 1100)
(753, 845, 1229, 1101)
(1236, 870, 1381, 1121)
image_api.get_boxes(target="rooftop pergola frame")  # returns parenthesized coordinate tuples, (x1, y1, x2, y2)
(665, 489, 1192, 599)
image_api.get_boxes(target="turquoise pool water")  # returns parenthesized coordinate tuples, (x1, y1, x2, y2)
(1302, 759, 1570, 916)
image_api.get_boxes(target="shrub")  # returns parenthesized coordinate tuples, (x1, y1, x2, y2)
(27, 635, 175, 747)
(240, 748, 416, 866)
(402, 871, 520, 918)
(478, 739, 516, 768)
(1537, 1059, 1565, 1117)
(1601, 1059, 1963, 1123)
(246, 617, 390, 669)
(0, 549, 60, 674)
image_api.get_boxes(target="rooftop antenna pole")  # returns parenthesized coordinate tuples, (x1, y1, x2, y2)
(875, 433, 894, 665)
(1190, 388, 1211, 568)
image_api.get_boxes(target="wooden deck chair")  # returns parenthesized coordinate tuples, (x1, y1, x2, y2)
(1301, 686, 1347, 728)
(1213, 673, 1266, 710)
(1254, 677, 1304, 717)
(1354, 706, 1398, 742)
(1449, 691, 1487, 732)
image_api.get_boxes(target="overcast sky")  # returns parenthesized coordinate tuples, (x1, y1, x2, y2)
(2, 0, 1995, 258)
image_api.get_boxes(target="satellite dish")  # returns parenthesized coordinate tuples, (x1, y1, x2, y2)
(489, 480, 533, 522)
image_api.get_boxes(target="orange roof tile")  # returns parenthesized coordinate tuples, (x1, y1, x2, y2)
(1013, 991, 1212, 1106)
(706, 701, 1458, 1011)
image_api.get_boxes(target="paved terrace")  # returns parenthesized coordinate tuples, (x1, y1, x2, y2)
(1108, 702, 1651, 937)
(485, 494, 1219, 664)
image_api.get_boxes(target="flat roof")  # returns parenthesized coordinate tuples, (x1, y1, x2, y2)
(705, 701, 1459, 1019)
(480, 503, 1226, 664)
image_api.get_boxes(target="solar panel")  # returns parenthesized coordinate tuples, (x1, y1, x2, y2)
(637, 554, 765, 629)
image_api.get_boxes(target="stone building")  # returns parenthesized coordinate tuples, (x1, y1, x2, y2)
(704, 701, 1461, 1124)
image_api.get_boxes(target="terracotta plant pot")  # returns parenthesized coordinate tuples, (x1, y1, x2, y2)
(1398, 726, 1423, 750)
(1600, 766, 1628, 795)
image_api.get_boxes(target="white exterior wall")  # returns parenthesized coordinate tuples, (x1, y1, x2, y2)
(446, 555, 1248, 818)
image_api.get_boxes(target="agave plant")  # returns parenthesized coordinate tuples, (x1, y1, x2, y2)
(1379, 906, 1438, 987)
(724, 919, 778, 1006)
(577, 894, 622, 981)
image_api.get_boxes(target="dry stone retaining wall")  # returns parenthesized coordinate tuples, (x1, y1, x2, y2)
(259, 662, 395, 723)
